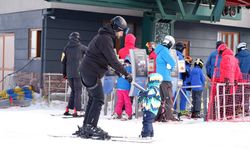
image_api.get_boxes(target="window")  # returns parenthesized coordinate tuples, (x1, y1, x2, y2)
(29, 29, 41, 59)
(217, 32, 240, 54)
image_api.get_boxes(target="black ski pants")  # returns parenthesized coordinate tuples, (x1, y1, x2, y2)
(67, 78, 82, 111)
(155, 81, 174, 121)
(81, 75, 104, 127)
(191, 90, 203, 113)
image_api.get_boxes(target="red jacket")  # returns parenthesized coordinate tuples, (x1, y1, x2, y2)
(219, 48, 242, 83)
(118, 34, 136, 59)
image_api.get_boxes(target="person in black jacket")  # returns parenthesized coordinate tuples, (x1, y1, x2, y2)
(76, 16, 133, 139)
(61, 32, 88, 117)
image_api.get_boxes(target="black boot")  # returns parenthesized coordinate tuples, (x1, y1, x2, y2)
(73, 125, 85, 137)
(83, 124, 110, 140)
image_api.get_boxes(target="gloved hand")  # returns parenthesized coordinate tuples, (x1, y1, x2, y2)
(224, 78, 230, 86)
(114, 70, 122, 77)
(138, 91, 148, 98)
(125, 74, 133, 83)
(166, 64, 172, 70)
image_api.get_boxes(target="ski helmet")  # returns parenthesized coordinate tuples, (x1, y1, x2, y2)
(175, 42, 185, 53)
(162, 35, 175, 49)
(149, 73, 163, 83)
(111, 16, 128, 33)
(194, 58, 204, 68)
(237, 42, 247, 51)
(69, 32, 80, 41)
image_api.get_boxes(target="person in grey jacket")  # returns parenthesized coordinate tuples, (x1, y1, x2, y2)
(61, 32, 88, 117)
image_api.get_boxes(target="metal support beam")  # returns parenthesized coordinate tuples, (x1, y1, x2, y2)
(142, 12, 155, 50)
(155, 0, 176, 20)
(211, 0, 226, 22)
(192, 0, 201, 15)
(46, 0, 155, 10)
(177, 0, 186, 17)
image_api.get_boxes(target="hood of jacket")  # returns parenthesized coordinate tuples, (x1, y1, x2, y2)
(66, 39, 80, 48)
(98, 24, 116, 40)
(124, 34, 136, 48)
(222, 48, 234, 56)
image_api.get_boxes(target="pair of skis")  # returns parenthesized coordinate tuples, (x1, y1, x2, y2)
(48, 134, 154, 143)
(50, 114, 84, 118)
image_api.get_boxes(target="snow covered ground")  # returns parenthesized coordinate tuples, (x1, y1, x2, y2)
(1, 100, 250, 150)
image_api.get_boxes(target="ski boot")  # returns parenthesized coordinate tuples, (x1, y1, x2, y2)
(83, 124, 111, 140)
(73, 125, 85, 137)
(72, 108, 85, 117)
(63, 107, 73, 116)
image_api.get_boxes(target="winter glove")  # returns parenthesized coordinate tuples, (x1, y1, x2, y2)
(125, 74, 133, 83)
(166, 64, 172, 70)
(138, 91, 148, 98)
(114, 70, 122, 77)
(224, 78, 230, 86)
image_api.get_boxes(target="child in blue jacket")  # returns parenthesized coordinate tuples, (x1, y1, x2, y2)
(113, 56, 132, 120)
(189, 58, 205, 118)
(138, 73, 163, 138)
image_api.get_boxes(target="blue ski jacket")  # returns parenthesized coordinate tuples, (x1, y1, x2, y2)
(155, 44, 176, 81)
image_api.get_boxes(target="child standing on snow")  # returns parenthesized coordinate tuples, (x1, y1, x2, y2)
(189, 58, 205, 118)
(138, 73, 163, 138)
(113, 56, 132, 120)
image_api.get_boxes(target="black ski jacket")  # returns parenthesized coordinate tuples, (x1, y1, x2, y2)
(79, 24, 128, 80)
(61, 40, 88, 78)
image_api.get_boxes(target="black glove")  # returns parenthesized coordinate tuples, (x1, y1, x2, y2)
(114, 70, 122, 77)
(125, 74, 133, 83)
(224, 78, 230, 86)
(139, 91, 148, 98)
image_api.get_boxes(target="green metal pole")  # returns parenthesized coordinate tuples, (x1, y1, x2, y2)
(142, 12, 155, 51)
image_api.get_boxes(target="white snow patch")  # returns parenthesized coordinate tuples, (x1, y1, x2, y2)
(0, 100, 250, 150)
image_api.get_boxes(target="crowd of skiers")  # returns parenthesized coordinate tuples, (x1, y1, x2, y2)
(60, 15, 250, 139)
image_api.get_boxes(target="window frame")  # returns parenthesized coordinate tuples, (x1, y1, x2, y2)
(28, 29, 42, 59)
(217, 31, 240, 54)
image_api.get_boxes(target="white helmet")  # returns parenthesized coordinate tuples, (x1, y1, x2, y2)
(237, 42, 247, 50)
(163, 35, 175, 49)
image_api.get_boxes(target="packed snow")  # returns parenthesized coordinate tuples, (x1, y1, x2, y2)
(1, 100, 250, 150)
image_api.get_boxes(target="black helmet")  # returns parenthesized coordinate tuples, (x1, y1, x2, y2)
(175, 42, 185, 53)
(69, 32, 80, 41)
(194, 58, 204, 68)
(111, 16, 128, 32)
(216, 41, 224, 49)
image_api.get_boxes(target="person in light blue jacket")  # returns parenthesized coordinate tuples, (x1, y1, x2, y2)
(189, 58, 205, 118)
(154, 35, 178, 122)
